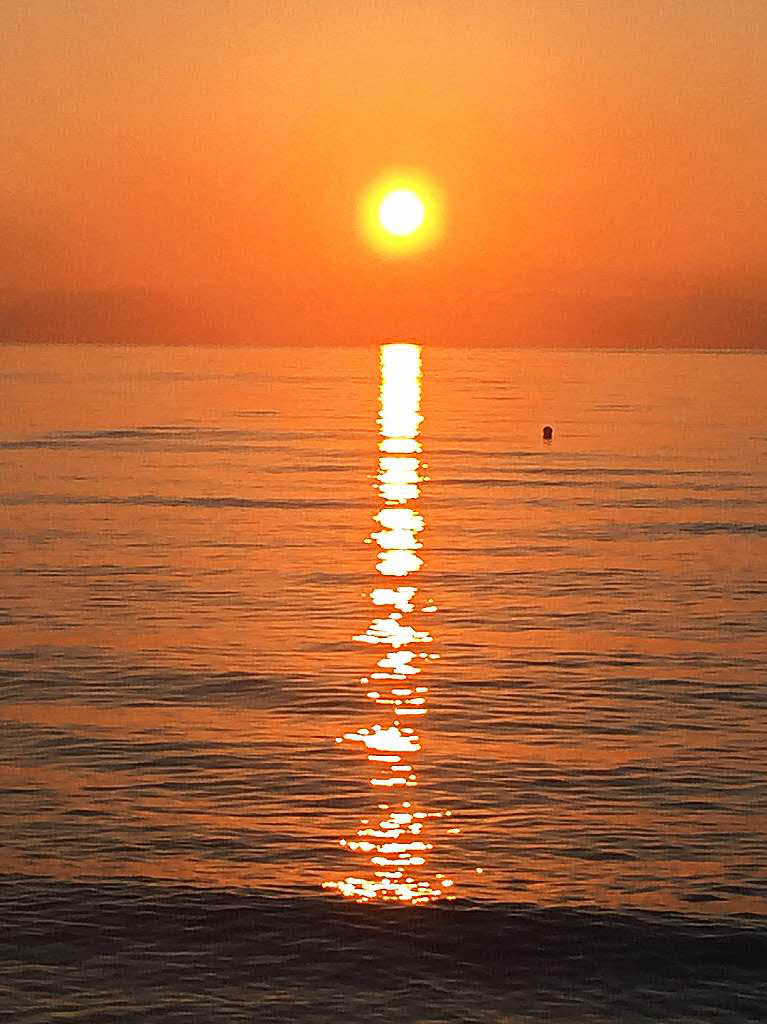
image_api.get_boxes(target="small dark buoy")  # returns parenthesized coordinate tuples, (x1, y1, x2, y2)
(542, 425, 553, 441)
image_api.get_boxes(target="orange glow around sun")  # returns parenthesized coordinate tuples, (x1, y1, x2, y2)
(359, 170, 444, 257)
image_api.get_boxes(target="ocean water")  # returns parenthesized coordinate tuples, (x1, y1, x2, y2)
(0, 342, 765, 1022)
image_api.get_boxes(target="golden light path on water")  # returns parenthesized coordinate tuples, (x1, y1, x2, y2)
(323, 343, 456, 904)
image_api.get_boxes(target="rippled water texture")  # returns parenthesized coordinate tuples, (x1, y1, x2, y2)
(1, 344, 766, 1021)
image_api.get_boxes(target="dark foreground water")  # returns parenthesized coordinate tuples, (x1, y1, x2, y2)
(2, 876, 766, 1023)
(1, 344, 766, 1021)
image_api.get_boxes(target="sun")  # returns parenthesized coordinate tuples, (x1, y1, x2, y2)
(379, 189, 425, 237)
(360, 170, 444, 256)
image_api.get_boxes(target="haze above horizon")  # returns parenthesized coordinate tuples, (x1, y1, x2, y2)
(2, 1, 766, 347)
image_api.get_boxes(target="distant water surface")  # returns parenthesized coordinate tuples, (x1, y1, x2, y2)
(0, 343, 765, 1022)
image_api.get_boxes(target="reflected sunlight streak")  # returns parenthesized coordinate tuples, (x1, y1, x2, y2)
(324, 343, 455, 904)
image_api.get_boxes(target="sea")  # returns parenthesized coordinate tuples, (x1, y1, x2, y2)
(0, 342, 765, 1023)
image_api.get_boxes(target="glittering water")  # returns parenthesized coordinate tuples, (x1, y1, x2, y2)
(1, 343, 766, 1021)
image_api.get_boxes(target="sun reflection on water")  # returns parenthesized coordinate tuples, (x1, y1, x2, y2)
(323, 343, 455, 905)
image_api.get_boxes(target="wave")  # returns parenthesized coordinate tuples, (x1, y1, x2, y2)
(0, 424, 345, 452)
(0, 493, 361, 509)
(1, 876, 765, 1023)
(0, 660, 324, 707)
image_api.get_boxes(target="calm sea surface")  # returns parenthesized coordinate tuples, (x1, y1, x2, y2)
(1, 343, 766, 1022)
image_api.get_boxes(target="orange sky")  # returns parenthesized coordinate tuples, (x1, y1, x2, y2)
(2, 1, 766, 346)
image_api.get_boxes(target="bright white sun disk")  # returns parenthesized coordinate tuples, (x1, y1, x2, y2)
(379, 189, 425, 237)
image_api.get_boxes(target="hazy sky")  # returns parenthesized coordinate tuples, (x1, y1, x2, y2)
(2, 1, 766, 345)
